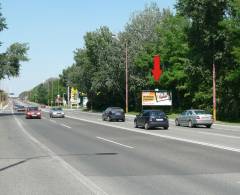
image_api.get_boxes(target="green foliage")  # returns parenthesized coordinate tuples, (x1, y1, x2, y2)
(0, 5, 29, 80)
(27, 1, 240, 121)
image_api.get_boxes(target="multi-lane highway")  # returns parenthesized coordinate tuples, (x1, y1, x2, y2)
(1, 101, 240, 195)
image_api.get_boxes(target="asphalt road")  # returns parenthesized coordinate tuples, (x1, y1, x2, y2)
(1, 102, 240, 194)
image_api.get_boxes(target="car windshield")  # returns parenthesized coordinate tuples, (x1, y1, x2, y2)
(28, 107, 38, 111)
(150, 111, 165, 117)
(194, 110, 209, 115)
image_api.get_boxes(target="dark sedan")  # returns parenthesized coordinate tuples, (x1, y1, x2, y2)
(134, 110, 169, 130)
(102, 107, 125, 122)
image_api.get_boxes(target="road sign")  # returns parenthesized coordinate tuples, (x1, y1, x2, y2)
(152, 55, 162, 82)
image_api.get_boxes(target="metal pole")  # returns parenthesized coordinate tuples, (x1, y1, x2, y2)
(67, 86, 70, 108)
(57, 79, 59, 106)
(125, 41, 128, 113)
(51, 80, 53, 107)
(48, 82, 50, 106)
(213, 63, 216, 122)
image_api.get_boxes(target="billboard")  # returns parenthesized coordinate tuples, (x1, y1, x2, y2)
(70, 87, 79, 104)
(142, 90, 172, 106)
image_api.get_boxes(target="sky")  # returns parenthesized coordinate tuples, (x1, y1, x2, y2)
(0, 0, 175, 96)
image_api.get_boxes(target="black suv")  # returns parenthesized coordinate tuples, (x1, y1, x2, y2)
(134, 110, 169, 130)
(102, 107, 125, 122)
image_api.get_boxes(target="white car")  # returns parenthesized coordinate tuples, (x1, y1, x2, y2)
(49, 107, 65, 118)
(175, 109, 213, 128)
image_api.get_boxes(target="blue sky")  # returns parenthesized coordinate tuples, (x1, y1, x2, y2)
(0, 0, 175, 95)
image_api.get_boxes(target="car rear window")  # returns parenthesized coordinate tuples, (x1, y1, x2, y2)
(112, 108, 124, 112)
(194, 110, 209, 115)
(150, 111, 165, 117)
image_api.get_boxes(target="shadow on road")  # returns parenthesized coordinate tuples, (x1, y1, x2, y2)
(0, 152, 118, 172)
(0, 112, 25, 117)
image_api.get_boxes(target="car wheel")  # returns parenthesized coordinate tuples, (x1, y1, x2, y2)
(164, 126, 169, 130)
(175, 119, 180, 126)
(144, 122, 150, 130)
(206, 124, 212, 128)
(188, 120, 193, 128)
(122, 118, 125, 122)
(134, 120, 138, 128)
(102, 116, 105, 121)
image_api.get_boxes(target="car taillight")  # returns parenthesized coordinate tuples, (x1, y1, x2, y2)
(37, 112, 41, 115)
(27, 112, 31, 115)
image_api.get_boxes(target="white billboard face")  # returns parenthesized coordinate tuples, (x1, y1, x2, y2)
(142, 91, 172, 106)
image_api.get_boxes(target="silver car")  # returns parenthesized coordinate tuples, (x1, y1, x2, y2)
(175, 109, 213, 128)
(49, 107, 65, 118)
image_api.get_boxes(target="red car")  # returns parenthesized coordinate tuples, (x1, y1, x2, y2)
(25, 107, 41, 119)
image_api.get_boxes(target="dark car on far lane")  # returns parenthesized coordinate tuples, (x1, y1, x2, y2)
(102, 107, 125, 122)
(134, 110, 169, 130)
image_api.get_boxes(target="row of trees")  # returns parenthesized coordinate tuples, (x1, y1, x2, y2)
(19, 78, 66, 106)
(25, 1, 240, 121)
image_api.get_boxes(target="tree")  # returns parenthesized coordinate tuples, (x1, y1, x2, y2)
(176, 0, 240, 120)
(0, 5, 29, 80)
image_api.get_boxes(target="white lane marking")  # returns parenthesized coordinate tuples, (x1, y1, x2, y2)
(198, 132, 240, 139)
(12, 109, 108, 195)
(60, 124, 72, 129)
(96, 136, 134, 149)
(50, 119, 57, 123)
(66, 115, 240, 153)
(213, 124, 240, 129)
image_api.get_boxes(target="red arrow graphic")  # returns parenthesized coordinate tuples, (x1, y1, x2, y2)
(152, 55, 162, 82)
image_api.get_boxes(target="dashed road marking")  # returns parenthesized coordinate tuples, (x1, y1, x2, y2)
(60, 124, 72, 129)
(97, 136, 134, 149)
(12, 109, 108, 195)
(66, 115, 240, 153)
(50, 119, 57, 123)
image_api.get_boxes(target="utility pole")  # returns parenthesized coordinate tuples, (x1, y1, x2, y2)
(51, 80, 53, 107)
(125, 41, 128, 113)
(57, 79, 59, 106)
(48, 81, 50, 106)
(67, 86, 70, 108)
(213, 62, 216, 122)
